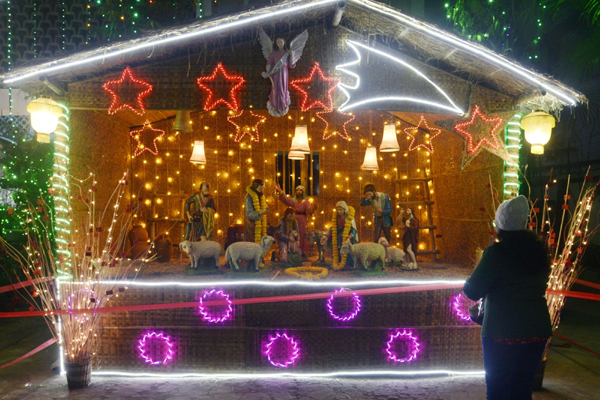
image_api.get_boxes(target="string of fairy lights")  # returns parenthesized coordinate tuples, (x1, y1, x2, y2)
(128, 108, 434, 253)
(444, 1, 546, 62)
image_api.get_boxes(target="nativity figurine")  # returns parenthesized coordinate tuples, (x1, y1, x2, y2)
(185, 182, 216, 242)
(259, 27, 309, 117)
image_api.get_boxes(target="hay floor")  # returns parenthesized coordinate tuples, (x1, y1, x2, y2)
(134, 253, 473, 282)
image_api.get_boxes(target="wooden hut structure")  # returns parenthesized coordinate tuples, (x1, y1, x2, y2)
(1, 0, 584, 376)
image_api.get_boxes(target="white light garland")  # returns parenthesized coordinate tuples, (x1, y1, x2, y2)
(0, 0, 581, 107)
(91, 370, 485, 378)
(337, 41, 464, 114)
(85, 278, 467, 288)
(352, 0, 579, 106)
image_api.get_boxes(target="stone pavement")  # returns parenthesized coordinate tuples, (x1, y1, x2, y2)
(0, 368, 597, 400)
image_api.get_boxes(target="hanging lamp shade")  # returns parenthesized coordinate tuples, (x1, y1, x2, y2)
(521, 111, 555, 155)
(26, 98, 62, 139)
(379, 123, 400, 152)
(172, 110, 192, 133)
(361, 146, 379, 170)
(288, 150, 305, 160)
(190, 140, 207, 164)
(290, 125, 311, 154)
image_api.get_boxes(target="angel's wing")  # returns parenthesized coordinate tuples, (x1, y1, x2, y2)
(258, 28, 273, 61)
(289, 30, 309, 65)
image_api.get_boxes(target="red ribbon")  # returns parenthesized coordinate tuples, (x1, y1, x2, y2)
(0, 283, 464, 318)
(553, 333, 600, 358)
(574, 279, 600, 291)
(0, 337, 57, 370)
(1, 284, 598, 319)
(0, 278, 51, 294)
(546, 290, 600, 301)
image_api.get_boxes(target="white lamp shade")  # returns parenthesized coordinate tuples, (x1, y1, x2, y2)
(26, 98, 62, 135)
(379, 123, 400, 152)
(361, 146, 379, 170)
(290, 125, 311, 154)
(190, 140, 207, 164)
(288, 150, 305, 160)
(521, 111, 555, 155)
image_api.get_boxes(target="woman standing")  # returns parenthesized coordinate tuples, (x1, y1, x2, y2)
(464, 195, 551, 400)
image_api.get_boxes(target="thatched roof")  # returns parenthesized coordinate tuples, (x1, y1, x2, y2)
(0, 0, 584, 111)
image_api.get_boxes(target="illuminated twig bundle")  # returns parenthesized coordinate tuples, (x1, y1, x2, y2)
(0, 172, 152, 364)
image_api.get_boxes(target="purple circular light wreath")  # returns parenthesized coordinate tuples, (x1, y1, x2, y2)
(198, 289, 233, 323)
(326, 288, 362, 321)
(265, 333, 300, 368)
(451, 293, 476, 322)
(138, 332, 174, 366)
(385, 330, 421, 363)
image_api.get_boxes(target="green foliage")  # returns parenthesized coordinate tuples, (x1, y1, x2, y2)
(443, 0, 548, 61)
(0, 128, 56, 249)
(95, 0, 197, 40)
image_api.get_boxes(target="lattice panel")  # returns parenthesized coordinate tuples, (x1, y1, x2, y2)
(0, 115, 34, 139)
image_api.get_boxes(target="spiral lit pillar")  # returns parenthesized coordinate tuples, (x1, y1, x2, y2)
(503, 114, 522, 201)
(53, 102, 72, 271)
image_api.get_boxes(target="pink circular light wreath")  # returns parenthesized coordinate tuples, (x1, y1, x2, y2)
(386, 330, 421, 363)
(451, 293, 477, 322)
(265, 333, 300, 368)
(198, 289, 233, 323)
(138, 332, 174, 366)
(326, 288, 362, 321)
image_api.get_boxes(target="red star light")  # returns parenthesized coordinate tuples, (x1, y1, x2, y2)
(454, 105, 504, 155)
(404, 115, 442, 153)
(228, 111, 267, 142)
(103, 67, 153, 116)
(316, 109, 356, 140)
(196, 63, 245, 111)
(130, 120, 165, 157)
(291, 62, 340, 111)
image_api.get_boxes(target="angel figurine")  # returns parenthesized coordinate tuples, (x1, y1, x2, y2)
(259, 28, 309, 117)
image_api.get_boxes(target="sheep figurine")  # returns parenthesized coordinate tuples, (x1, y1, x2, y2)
(179, 240, 223, 270)
(378, 237, 406, 265)
(340, 241, 386, 271)
(225, 235, 275, 272)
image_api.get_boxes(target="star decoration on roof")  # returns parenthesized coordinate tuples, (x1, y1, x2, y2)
(454, 105, 504, 155)
(436, 104, 515, 170)
(228, 110, 267, 142)
(291, 62, 340, 111)
(196, 63, 246, 111)
(404, 115, 441, 153)
(103, 67, 153, 116)
(315, 109, 356, 140)
(130, 120, 165, 157)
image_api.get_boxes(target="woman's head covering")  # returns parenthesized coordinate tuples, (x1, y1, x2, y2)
(283, 207, 295, 218)
(335, 201, 349, 215)
(335, 201, 357, 232)
(495, 195, 529, 231)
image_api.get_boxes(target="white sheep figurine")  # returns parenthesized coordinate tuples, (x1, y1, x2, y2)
(225, 236, 275, 272)
(378, 237, 406, 265)
(179, 240, 223, 270)
(340, 241, 386, 270)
